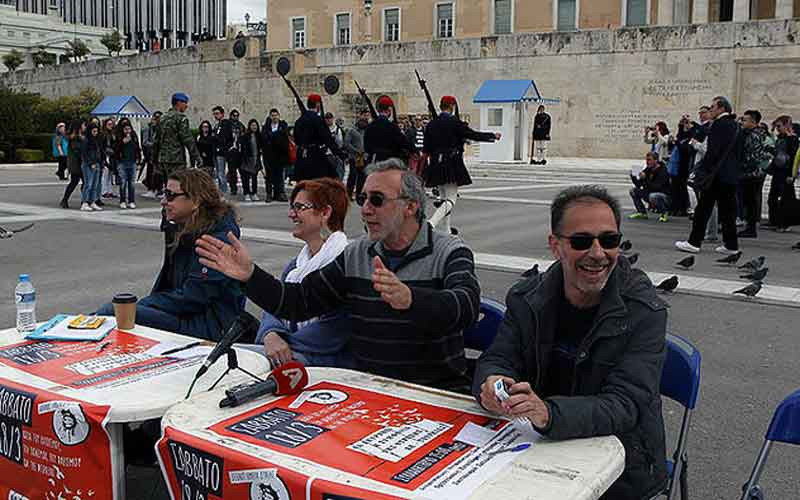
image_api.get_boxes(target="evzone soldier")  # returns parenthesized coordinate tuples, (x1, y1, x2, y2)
(530, 104, 552, 165)
(423, 95, 500, 235)
(293, 94, 345, 181)
(363, 96, 412, 164)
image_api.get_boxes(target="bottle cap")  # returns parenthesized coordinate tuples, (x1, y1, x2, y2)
(19, 274, 29, 282)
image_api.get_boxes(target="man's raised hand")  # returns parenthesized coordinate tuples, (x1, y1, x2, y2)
(195, 231, 255, 282)
(372, 256, 412, 310)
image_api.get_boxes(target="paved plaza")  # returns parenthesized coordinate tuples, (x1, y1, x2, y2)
(1, 159, 798, 498)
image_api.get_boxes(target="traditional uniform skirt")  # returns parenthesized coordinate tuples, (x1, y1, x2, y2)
(424, 152, 472, 187)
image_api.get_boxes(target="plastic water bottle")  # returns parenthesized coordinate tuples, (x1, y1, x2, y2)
(15, 274, 36, 333)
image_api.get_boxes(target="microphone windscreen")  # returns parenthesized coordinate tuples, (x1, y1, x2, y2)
(271, 361, 309, 395)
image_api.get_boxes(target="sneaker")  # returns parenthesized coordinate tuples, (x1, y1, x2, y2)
(715, 245, 739, 255)
(119, 202, 128, 209)
(140, 191, 155, 199)
(675, 241, 700, 253)
(128, 202, 136, 209)
(95, 200, 105, 207)
(251, 194, 260, 202)
(628, 212, 648, 220)
(658, 213, 669, 222)
(80, 203, 92, 212)
(736, 218, 745, 228)
(90, 202, 103, 211)
(777, 227, 792, 233)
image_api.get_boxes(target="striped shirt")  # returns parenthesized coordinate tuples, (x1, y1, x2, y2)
(245, 224, 480, 392)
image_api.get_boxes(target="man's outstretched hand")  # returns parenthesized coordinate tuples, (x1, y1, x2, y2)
(195, 231, 255, 282)
(372, 256, 412, 310)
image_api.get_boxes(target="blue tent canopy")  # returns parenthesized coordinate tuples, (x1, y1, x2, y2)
(90, 96, 151, 117)
(473, 80, 560, 104)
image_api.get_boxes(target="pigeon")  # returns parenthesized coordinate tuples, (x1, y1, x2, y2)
(0, 223, 34, 239)
(675, 255, 695, 269)
(656, 275, 679, 292)
(715, 251, 742, 265)
(738, 256, 766, 271)
(740, 267, 769, 281)
(791, 241, 800, 250)
(733, 281, 762, 298)
(620, 240, 633, 252)
(627, 253, 639, 266)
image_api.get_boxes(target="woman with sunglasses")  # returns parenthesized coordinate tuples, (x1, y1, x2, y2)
(95, 169, 246, 341)
(255, 178, 353, 368)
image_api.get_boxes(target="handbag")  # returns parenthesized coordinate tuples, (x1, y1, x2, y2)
(688, 127, 739, 191)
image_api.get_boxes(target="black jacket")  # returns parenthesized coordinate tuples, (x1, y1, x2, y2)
(473, 258, 668, 500)
(212, 119, 233, 156)
(642, 162, 671, 195)
(196, 133, 216, 168)
(423, 112, 496, 155)
(261, 119, 290, 167)
(705, 114, 741, 185)
(532, 112, 552, 141)
(364, 115, 412, 162)
(293, 110, 342, 180)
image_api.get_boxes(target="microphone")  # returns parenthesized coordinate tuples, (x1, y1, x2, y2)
(193, 312, 260, 381)
(219, 361, 309, 408)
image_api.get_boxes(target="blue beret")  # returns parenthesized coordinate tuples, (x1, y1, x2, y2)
(172, 92, 189, 103)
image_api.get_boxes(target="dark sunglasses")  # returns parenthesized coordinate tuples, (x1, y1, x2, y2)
(556, 232, 623, 251)
(162, 189, 188, 202)
(289, 201, 316, 213)
(355, 192, 407, 208)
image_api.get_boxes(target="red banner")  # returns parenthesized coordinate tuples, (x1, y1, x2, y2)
(0, 378, 112, 500)
(158, 427, 405, 500)
(0, 330, 197, 389)
(204, 381, 507, 493)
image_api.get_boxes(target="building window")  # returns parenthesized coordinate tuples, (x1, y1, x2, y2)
(493, 0, 512, 34)
(436, 2, 454, 38)
(625, 0, 648, 26)
(383, 7, 400, 42)
(335, 12, 350, 45)
(556, 0, 577, 30)
(291, 16, 306, 48)
(488, 108, 503, 127)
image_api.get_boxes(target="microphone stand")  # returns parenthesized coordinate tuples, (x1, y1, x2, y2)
(185, 348, 266, 399)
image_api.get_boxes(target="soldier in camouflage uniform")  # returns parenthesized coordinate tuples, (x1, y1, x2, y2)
(154, 93, 201, 178)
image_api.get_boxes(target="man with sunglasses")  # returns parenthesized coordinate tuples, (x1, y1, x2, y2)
(474, 185, 668, 500)
(196, 159, 480, 393)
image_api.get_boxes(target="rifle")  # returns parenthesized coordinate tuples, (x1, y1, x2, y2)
(415, 70, 438, 120)
(354, 80, 378, 120)
(281, 75, 306, 114)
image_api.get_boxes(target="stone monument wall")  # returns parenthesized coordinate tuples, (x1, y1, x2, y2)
(4, 20, 800, 158)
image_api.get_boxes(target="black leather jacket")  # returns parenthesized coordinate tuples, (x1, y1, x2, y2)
(473, 257, 668, 499)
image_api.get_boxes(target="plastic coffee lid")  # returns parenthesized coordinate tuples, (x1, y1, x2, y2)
(112, 293, 138, 304)
(19, 274, 29, 281)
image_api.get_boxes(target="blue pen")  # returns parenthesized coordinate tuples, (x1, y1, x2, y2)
(488, 443, 531, 456)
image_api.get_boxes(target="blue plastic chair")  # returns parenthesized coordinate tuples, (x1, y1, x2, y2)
(463, 297, 506, 351)
(657, 333, 702, 500)
(740, 389, 800, 500)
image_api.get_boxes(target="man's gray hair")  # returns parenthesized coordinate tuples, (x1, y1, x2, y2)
(713, 96, 732, 114)
(365, 158, 427, 223)
(551, 185, 621, 234)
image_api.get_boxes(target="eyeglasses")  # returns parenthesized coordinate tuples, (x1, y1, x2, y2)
(162, 189, 188, 202)
(355, 192, 407, 208)
(556, 232, 623, 251)
(289, 201, 316, 213)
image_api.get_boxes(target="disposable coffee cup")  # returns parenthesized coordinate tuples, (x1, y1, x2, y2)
(112, 293, 137, 330)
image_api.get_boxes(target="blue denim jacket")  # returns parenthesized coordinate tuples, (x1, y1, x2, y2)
(142, 211, 246, 341)
(255, 257, 354, 368)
